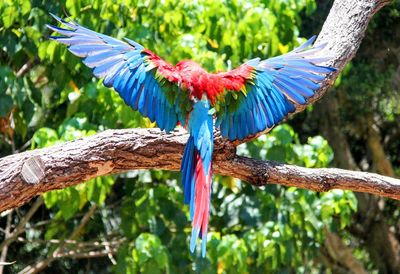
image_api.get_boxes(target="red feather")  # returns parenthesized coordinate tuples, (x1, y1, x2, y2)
(143, 51, 255, 105)
(174, 61, 255, 104)
(216, 64, 255, 91)
(142, 49, 181, 83)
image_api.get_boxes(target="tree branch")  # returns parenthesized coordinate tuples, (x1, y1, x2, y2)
(0, 0, 394, 212)
(1, 125, 400, 214)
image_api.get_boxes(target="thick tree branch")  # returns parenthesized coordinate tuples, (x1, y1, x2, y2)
(1, 126, 400, 213)
(0, 0, 393, 212)
(215, 154, 400, 199)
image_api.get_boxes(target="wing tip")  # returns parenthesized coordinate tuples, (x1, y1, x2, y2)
(48, 12, 58, 20)
(49, 12, 65, 25)
(308, 35, 317, 44)
(48, 12, 77, 28)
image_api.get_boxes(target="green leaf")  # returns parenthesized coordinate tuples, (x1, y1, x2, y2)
(21, 0, 31, 15)
(59, 188, 81, 220)
(2, 6, 17, 28)
(0, 94, 13, 117)
(31, 127, 59, 149)
(273, 125, 294, 145)
(115, 244, 136, 274)
(133, 233, 169, 274)
(43, 187, 81, 220)
(86, 176, 115, 205)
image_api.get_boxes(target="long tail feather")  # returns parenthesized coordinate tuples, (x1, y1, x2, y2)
(190, 153, 212, 256)
(181, 137, 195, 205)
(181, 100, 213, 257)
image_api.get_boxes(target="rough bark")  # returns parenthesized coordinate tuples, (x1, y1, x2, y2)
(1, 128, 400, 213)
(0, 0, 392, 213)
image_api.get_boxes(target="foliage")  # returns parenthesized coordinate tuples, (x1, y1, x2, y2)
(3, 0, 391, 273)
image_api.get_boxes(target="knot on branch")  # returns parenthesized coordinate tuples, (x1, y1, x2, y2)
(21, 156, 45, 185)
(254, 171, 269, 187)
(319, 179, 333, 192)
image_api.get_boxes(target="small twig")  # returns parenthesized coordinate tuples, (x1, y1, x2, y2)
(15, 139, 32, 154)
(69, 204, 97, 240)
(18, 237, 124, 274)
(322, 228, 368, 274)
(0, 197, 43, 251)
(0, 210, 12, 218)
(0, 211, 13, 274)
(55, 247, 118, 260)
(104, 240, 117, 265)
(16, 237, 126, 248)
(0, 261, 15, 266)
(16, 59, 37, 78)
(19, 203, 98, 274)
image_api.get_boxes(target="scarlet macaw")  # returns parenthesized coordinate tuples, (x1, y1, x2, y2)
(47, 14, 335, 257)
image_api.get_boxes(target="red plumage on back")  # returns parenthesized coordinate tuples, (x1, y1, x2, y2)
(159, 60, 256, 104)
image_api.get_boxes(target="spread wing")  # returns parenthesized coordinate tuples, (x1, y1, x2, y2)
(214, 36, 336, 141)
(47, 14, 191, 132)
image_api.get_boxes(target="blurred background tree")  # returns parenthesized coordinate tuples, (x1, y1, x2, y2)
(0, 0, 399, 273)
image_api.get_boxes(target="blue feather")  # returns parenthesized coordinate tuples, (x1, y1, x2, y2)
(273, 79, 306, 105)
(48, 15, 182, 134)
(181, 136, 195, 204)
(145, 80, 156, 121)
(257, 90, 275, 127)
(93, 59, 124, 79)
(138, 76, 152, 116)
(238, 112, 248, 140)
(83, 50, 121, 67)
(275, 75, 315, 97)
(129, 64, 145, 108)
(252, 103, 265, 132)
(68, 44, 110, 57)
(292, 35, 316, 52)
(279, 67, 325, 82)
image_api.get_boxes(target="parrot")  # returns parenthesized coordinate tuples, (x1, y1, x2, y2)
(47, 14, 336, 257)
